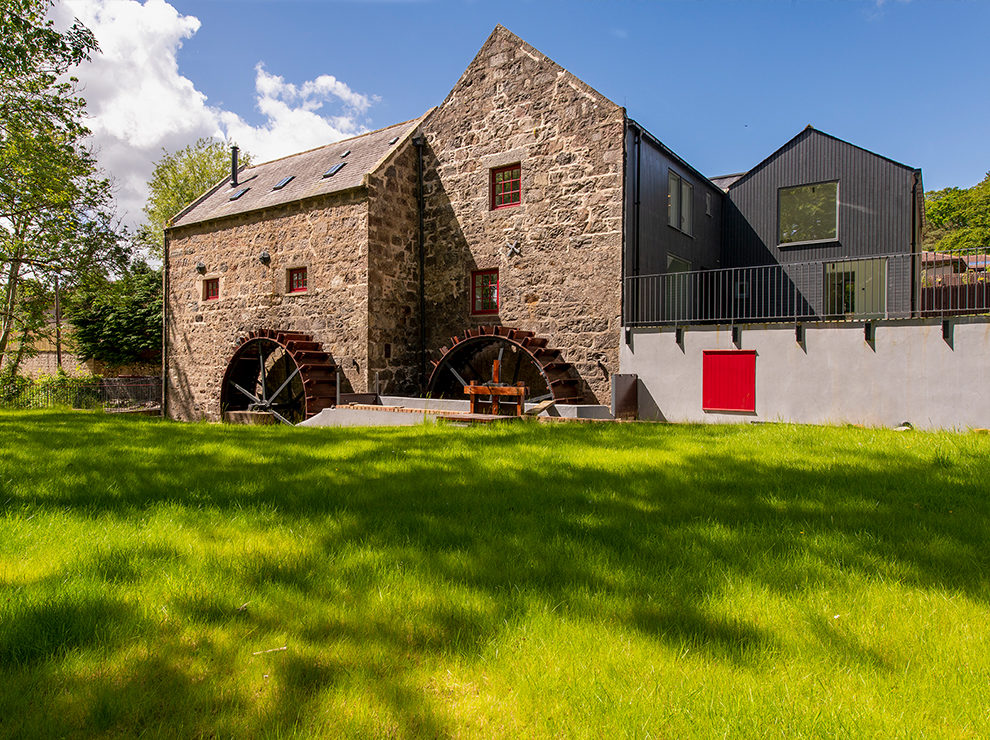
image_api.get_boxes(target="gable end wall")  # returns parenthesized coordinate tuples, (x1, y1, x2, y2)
(421, 27, 627, 403)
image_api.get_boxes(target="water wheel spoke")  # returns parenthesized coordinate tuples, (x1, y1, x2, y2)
(269, 408, 294, 426)
(267, 367, 300, 405)
(231, 382, 261, 405)
(511, 352, 522, 384)
(258, 346, 269, 403)
(447, 366, 468, 387)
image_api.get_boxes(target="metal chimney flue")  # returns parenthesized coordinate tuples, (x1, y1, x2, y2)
(231, 145, 239, 187)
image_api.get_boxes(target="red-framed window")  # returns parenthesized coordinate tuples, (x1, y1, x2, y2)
(288, 267, 307, 293)
(203, 278, 219, 301)
(471, 269, 499, 315)
(702, 350, 756, 413)
(491, 164, 521, 209)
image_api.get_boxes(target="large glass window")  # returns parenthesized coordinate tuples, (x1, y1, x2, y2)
(779, 181, 838, 245)
(668, 171, 693, 236)
(824, 258, 886, 318)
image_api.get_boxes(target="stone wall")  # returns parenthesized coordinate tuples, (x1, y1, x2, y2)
(12, 351, 87, 378)
(166, 191, 370, 421)
(366, 140, 423, 396)
(420, 25, 626, 403)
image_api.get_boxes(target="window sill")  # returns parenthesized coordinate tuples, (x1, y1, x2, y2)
(778, 238, 839, 249)
(667, 223, 694, 238)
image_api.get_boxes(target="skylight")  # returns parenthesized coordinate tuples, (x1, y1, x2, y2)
(388, 136, 399, 145)
(229, 188, 249, 201)
(322, 162, 346, 178)
(340, 150, 350, 159)
(273, 176, 294, 190)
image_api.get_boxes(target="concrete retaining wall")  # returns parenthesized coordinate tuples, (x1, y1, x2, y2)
(621, 318, 990, 430)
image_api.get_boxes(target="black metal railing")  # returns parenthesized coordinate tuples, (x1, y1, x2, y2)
(624, 249, 990, 326)
(0, 377, 162, 411)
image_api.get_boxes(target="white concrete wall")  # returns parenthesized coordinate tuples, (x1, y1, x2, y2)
(621, 318, 990, 430)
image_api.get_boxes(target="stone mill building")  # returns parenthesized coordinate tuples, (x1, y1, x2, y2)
(165, 25, 631, 421)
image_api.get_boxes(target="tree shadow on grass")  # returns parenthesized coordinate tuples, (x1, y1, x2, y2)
(1, 411, 989, 734)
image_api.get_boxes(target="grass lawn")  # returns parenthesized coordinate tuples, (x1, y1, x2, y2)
(0, 410, 988, 738)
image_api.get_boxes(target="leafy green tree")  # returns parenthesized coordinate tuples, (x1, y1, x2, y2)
(65, 262, 162, 368)
(0, 0, 125, 372)
(136, 138, 250, 256)
(924, 173, 990, 252)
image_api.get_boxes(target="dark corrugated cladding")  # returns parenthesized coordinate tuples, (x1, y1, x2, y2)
(623, 119, 724, 277)
(723, 127, 922, 317)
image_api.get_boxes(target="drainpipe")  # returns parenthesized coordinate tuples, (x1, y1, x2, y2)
(231, 146, 239, 187)
(162, 230, 169, 416)
(412, 134, 427, 391)
(911, 169, 921, 317)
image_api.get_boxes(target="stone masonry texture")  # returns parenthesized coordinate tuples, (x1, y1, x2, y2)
(166, 191, 371, 421)
(165, 26, 627, 419)
(420, 26, 626, 403)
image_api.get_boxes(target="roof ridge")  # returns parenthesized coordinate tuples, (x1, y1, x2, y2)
(244, 115, 428, 170)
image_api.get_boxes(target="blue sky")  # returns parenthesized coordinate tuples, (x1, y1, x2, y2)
(168, 0, 988, 187)
(58, 0, 989, 226)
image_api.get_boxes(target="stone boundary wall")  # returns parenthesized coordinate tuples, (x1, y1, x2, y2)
(622, 318, 990, 430)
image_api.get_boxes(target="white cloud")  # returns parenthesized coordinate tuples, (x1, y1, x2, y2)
(52, 0, 377, 230)
(219, 64, 376, 164)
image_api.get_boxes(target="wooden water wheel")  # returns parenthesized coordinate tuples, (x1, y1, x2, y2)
(426, 326, 584, 404)
(220, 329, 336, 425)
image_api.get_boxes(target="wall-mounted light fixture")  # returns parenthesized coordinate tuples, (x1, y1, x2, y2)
(195, 261, 206, 273)
(259, 251, 271, 265)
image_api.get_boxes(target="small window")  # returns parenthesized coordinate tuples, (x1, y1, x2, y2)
(388, 136, 399, 145)
(323, 163, 346, 178)
(471, 269, 499, 315)
(203, 278, 219, 301)
(667, 171, 693, 236)
(229, 187, 249, 201)
(273, 176, 294, 190)
(340, 150, 350, 158)
(779, 181, 838, 245)
(491, 164, 521, 209)
(288, 267, 308, 293)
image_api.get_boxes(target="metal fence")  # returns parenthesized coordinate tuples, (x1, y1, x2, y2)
(624, 249, 990, 326)
(0, 377, 162, 411)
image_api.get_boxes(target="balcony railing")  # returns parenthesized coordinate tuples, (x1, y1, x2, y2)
(624, 250, 990, 327)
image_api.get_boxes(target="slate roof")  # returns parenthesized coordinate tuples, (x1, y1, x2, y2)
(170, 115, 427, 229)
(709, 172, 746, 192)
